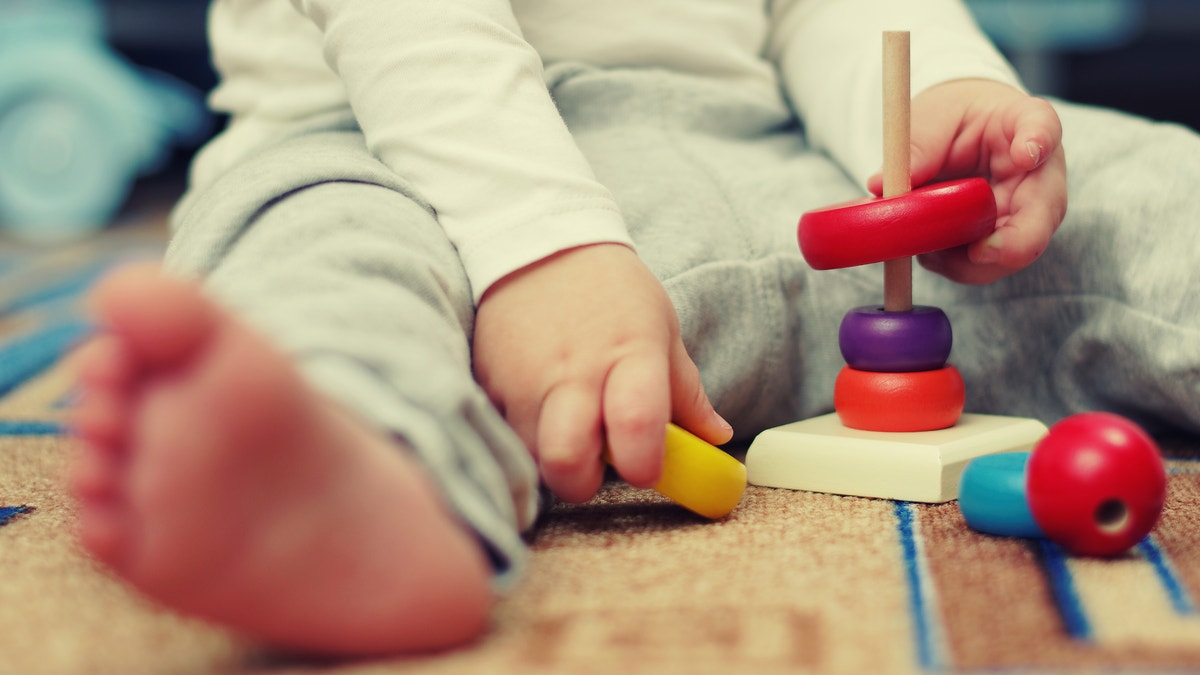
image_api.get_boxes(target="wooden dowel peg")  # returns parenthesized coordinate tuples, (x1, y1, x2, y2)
(882, 30, 913, 312)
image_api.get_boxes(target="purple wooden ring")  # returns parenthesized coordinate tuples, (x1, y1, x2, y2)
(839, 305, 953, 372)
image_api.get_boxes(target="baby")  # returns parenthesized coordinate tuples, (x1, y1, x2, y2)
(69, 0, 1200, 657)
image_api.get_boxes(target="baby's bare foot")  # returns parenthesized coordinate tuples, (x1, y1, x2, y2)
(68, 265, 492, 656)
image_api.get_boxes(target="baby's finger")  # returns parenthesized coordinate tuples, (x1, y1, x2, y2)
(1006, 97, 1063, 172)
(918, 245, 1000, 285)
(971, 154, 1067, 269)
(536, 384, 605, 503)
(668, 340, 733, 446)
(918, 213, 1047, 284)
(920, 208, 1055, 285)
(602, 350, 671, 490)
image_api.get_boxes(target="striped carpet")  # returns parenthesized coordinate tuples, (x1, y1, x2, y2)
(1, 222, 1199, 674)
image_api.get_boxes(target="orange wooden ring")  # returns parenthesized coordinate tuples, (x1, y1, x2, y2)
(834, 365, 965, 432)
(798, 178, 996, 270)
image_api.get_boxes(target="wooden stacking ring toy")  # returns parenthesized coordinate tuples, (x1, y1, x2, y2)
(834, 365, 965, 432)
(798, 177, 997, 270)
(839, 305, 953, 372)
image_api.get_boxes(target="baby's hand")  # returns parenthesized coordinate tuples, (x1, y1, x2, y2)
(472, 244, 732, 503)
(867, 79, 1067, 285)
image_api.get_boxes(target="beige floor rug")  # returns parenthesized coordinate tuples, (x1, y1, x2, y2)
(2, 218, 1200, 675)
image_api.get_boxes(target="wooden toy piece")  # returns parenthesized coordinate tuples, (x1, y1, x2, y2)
(651, 423, 747, 519)
(797, 178, 997, 271)
(881, 30, 913, 312)
(746, 30, 1044, 503)
(834, 365, 965, 432)
(839, 305, 953, 372)
(1026, 412, 1166, 556)
(958, 451, 1044, 538)
(745, 413, 1048, 503)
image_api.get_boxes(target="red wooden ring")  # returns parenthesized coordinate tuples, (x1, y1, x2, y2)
(798, 178, 997, 270)
(834, 365, 965, 432)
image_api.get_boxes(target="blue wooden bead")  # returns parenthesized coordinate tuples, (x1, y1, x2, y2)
(838, 305, 953, 372)
(959, 452, 1044, 539)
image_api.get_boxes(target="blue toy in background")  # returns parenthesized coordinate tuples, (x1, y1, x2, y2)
(0, 0, 209, 244)
(964, 0, 1144, 95)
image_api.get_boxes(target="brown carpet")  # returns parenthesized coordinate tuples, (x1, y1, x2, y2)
(3, 215, 1200, 674)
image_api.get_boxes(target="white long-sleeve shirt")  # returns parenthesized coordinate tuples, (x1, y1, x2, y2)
(191, 0, 1019, 302)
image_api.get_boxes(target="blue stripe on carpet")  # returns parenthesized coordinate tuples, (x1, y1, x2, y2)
(0, 505, 32, 526)
(0, 320, 92, 398)
(1140, 536, 1197, 615)
(0, 421, 63, 436)
(1035, 538, 1092, 640)
(0, 261, 111, 317)
(894, 501, 947, 670)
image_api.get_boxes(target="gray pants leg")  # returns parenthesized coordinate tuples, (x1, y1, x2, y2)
(167, 117, 539, 589)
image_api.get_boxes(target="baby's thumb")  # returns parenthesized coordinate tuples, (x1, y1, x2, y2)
(905, 121, 951, 189)
(864, 132, 943, 195)
(669, 342, 733, 446)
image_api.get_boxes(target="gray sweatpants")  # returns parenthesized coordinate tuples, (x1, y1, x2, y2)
(166, 65, 1200, 587)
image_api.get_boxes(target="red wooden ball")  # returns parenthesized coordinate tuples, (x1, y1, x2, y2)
(798, 178, 997, 270)
(1026, 412, 1166, 557)
(834, 365, 965, 432)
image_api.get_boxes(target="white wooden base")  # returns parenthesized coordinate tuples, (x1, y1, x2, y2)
(745, 413, 1048, 503)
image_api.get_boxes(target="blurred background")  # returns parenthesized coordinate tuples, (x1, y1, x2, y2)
(1, 0, 1198, 247)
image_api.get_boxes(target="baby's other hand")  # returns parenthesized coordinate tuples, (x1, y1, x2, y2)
(473, 244, 732, 503)
(868, 79, 1067, 285)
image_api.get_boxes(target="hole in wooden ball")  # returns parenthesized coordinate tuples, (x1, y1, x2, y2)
(1094, 499, 1130, 534)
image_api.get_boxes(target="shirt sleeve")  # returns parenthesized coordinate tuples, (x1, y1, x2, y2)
(289, 0, 633, 302)
(766, 0, 1023, 189)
